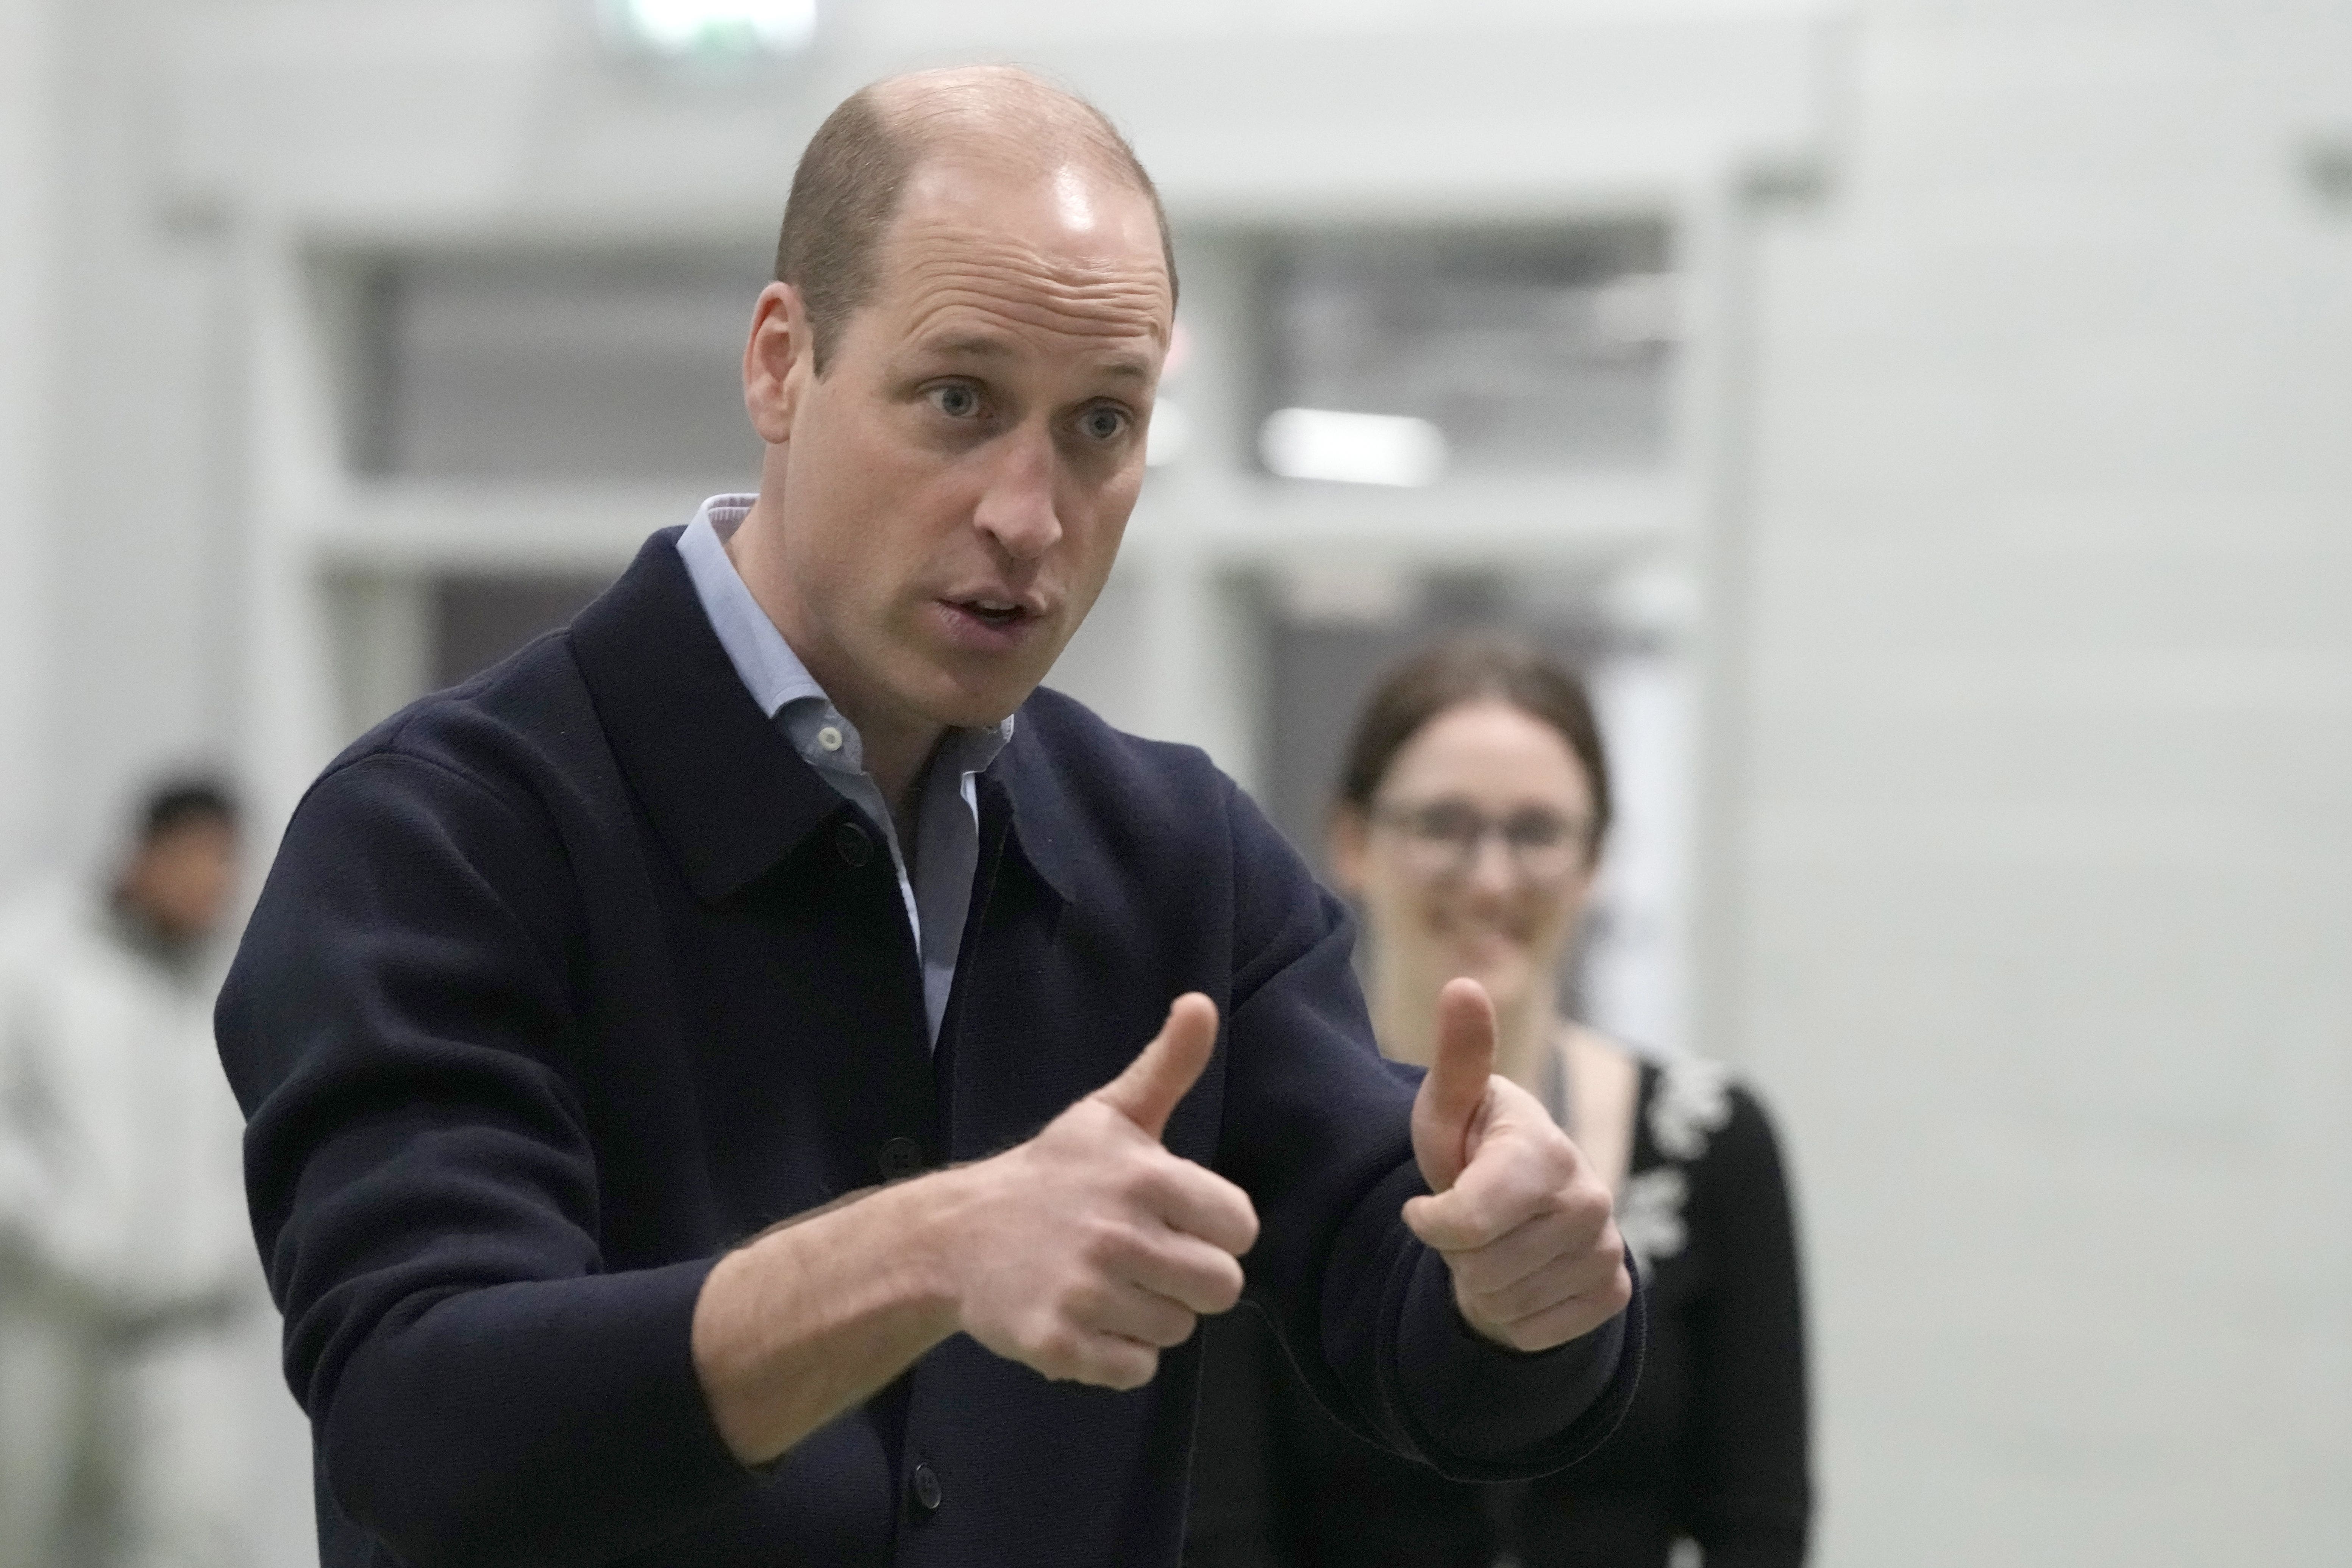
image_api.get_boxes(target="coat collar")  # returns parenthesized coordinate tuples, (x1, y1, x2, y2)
(568, 528, 1074, 909)
(977, 736, 1082, 909)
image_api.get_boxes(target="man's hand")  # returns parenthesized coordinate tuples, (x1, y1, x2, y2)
(940, 993, 1259, 1389)
(691, 994, 1255, 1465)
(1404, 979, 1631, 1352)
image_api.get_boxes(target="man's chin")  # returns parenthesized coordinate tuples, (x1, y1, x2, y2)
(904, 667, 1039, 734)
(884, 611, 1073, 732)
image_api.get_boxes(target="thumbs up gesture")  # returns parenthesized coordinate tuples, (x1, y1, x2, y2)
(944, 994, 1260, 1390)
(1404, 979, 1631, 1352)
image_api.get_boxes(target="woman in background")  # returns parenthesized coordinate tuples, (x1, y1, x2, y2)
(1185, 635, 1812, 1568)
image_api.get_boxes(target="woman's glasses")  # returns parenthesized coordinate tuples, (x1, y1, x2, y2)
(1368, 800, 1591, 886)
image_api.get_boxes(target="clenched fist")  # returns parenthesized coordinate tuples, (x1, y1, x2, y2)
(1405, 979, 1631, 1351)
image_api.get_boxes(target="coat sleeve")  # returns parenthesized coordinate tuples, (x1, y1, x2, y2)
(0, 903, 97, 1292)
(1208, 778, 1644, 1484)
(1677, 1085, 1812, 1566)
(1179, 1306, 1298, 1568)
(215, 751, 753, 1568)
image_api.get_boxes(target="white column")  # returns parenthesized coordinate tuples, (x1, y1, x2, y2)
(234, 215, 351, 839)
(1677, 169, 1759, 1066)
(326, 570, 433, 744)
(1120, 231, 1268, 795)
(1130, 548, 1265, 794)
(0, 0, 56, 885)
(0, 16, 61, 1568)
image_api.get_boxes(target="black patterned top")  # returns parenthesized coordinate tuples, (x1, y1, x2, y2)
(1184, 1055, 1812, 1568)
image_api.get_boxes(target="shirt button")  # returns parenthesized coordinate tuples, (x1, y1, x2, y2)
(833, 821, 871, 868)
(815, 724, 845, 753)
(909, 1462, 942, 1514)
(877, 1137, 927, 1181)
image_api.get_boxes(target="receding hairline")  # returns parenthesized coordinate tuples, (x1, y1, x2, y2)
(863, 66, 1146, 178)
(773, 66, 1177, 372)
(873, 70, 1170, 267)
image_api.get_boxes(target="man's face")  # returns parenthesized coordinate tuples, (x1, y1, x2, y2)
(753, 156, 1171, 735)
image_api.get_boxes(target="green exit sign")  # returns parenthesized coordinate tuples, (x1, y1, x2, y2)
(607, 0, 818, 57)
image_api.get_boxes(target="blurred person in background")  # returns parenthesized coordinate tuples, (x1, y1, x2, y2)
(0, 779, 309, 1568)
(1187, 636, 1810, 1568)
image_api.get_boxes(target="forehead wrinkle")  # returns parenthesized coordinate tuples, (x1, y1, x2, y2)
(900, 293, 1166, 365)
(896, 248, 1165, 308)
(902, 271, 1166, 323)
(903, 324, 1152, 383)
(893, 256, 1169, 350)
(891, 219, 1167, 302)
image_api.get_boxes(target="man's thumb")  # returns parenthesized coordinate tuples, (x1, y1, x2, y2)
(1093, 993, 1220, 1141)
(1412, 978, 1497, 1193)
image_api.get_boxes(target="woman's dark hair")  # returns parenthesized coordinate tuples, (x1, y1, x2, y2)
(1335, 634, 1613, 859)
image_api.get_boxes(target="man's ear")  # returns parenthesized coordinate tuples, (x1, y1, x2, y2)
(1326, 806, 1371, 898)
(744, 281, 812, 444)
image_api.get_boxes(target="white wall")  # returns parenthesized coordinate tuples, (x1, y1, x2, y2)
(0, 0, 57, 885)
(1738, 2, 2352, 1562)
(0, 0, 245, 879)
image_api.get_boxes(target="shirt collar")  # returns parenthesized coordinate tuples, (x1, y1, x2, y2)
(567, 527, 1073, 909)
(675, 494, 1015, 779)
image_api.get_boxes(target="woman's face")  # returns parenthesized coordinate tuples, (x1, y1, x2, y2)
(1332, 698, 1600, 1018)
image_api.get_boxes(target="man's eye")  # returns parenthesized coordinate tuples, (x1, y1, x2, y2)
(1079, 406, 1129, 441)
(929, 384, 982, 418)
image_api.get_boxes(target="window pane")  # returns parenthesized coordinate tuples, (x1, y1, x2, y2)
(431, 572, 616, 688)
(355, 249, 768, 484)
(1259, 224, 1676, 479)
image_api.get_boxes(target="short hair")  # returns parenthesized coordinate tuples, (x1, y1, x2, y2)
(138, 775, 239, 844)
(1335, 635, 1613, 862)
(774, 69, 1178, 374)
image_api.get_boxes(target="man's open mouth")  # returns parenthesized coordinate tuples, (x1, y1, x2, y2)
(956, 599, 1031, 627)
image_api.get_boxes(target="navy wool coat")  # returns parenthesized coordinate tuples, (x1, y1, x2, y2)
(215, 529, 1643, 1568)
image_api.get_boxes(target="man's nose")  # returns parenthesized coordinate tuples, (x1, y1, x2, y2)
(972, 423, 1064, 560)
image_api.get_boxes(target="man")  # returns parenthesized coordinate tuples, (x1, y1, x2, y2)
(0, 780, 311, 1568)
(217, 67, 1642, 1568)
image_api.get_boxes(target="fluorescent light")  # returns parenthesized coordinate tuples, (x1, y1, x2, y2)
(611, 0, 817, 56)
(1279, 561, 1412, 625)
(1259, 408, 1447, 488)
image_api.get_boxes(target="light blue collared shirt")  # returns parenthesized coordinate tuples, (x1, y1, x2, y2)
(675, 495, 1014, 1043)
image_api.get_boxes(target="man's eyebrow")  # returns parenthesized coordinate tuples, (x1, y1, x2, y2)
(910, 334, 1159, 383)
(917, 333, 1016, 362)
(1093, 353, 1155, 383)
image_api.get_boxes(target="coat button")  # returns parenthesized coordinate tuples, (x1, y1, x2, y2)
(833, 821, 871, 868)
(909, 1461, 942, 1513)
(876, 1137, 926, 1181)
